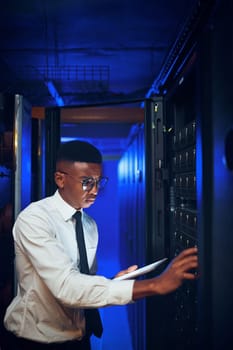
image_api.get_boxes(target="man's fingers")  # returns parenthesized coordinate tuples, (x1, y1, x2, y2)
(183, 272, 198, 280)
(168, 248, 198, 282)
(176, 247, 198, 259)
(173, 247, 198, 268)
(182, 257, 198, 271)
(126, 265, 138, 273)
(115, 264, 138, 278)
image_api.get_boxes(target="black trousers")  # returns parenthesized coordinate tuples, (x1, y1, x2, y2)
(3, 330, 91, 350)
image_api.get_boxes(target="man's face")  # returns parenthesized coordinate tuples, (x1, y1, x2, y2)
(55, 161, 103, 210)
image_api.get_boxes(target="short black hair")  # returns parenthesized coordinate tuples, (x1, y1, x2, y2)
(56, 140, 102, 164)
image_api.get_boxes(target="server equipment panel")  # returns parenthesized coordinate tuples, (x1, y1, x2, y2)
(170, 119, 198, 349)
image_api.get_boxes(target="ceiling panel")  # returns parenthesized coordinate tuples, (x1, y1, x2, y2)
(0, 0, 197, 107)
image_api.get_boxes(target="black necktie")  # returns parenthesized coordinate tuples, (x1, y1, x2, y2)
(73, 211, 103, 338)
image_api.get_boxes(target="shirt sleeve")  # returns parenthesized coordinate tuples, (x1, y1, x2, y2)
(13, 207, 134, 308)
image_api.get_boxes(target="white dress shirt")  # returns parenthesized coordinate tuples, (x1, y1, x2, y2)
(4, 190, 134, 343)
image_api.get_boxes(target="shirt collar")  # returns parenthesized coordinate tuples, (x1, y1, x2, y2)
(53, 190, 82, 221)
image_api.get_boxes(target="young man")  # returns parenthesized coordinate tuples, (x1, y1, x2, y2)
(4, 140, 198, 350)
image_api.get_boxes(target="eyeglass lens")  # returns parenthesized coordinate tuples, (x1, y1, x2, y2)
(82, 177, 108, 191)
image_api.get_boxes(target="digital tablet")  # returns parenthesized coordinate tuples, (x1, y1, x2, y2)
(114, 257, 168, 281)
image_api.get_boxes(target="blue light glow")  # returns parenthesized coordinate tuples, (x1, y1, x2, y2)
(45, 81, 64, 107)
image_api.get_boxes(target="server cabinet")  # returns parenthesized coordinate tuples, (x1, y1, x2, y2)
(31, 117, 46, 201)
(143, 1, 218, 348)
(0, 93, 15, 348)
(144, 98, 168, 262)
(144, 62, 199, 349)
(197, 0, 233, 348)
(144, 97, 173, 350)
(0, 94, 32, 348)
(118, 124, 146, 350)
(14, 95, 32, 216)
(122, 93, 198, 349)
(31, 107, 60, 201)
(144, 2, 233, 349)
(45, 108, 61, 196)
(167, 69, 198, 349)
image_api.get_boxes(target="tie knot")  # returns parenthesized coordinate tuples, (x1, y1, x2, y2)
(73, 211, 82, 221)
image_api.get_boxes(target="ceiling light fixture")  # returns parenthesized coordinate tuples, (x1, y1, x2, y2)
(45, 80, 64, 106)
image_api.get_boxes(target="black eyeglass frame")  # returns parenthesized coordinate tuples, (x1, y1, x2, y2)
(57, 171, 108, 192)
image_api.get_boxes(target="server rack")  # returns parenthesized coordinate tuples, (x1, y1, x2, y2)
(144, 2, 233, 347)
(0, 93, 15, 348)
(118, 124, 146, 350)
(167, 68, 198, 349)
(144, 97, 172, 350)
(144, 66, 199, 350)
(197, 1, 233, 347)
(143, 1, 217, 348)
(0, 94, 32, 348)
(45, 108, 61, 196)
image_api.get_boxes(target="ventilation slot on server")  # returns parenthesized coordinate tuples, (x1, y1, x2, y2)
(170, 120, 198, 349)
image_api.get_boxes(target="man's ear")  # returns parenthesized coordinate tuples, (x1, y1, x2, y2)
(54, 171, 65, 189)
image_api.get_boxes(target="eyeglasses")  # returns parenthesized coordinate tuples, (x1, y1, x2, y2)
(58, 171, 108, 192)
